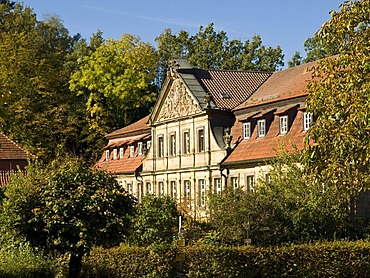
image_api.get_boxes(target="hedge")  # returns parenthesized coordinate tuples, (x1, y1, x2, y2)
(82, 241, 370, 278)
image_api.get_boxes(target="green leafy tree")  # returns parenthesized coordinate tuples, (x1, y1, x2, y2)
(0, 3, 90, 162)
(304, 0, 370, 195)
(288, 51, 303, 67)
(0, 159, 136, 278)
(70, 34, 158, 138)
(156, 23, 284, 85)
(209, 152, 349, 246)
(128, 194, 179, 246)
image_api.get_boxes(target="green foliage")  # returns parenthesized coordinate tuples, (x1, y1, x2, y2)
(304, 0, 370, 195)
(70, 34, 158, 136)
(209, 152, 350, 246)
(0, 158, 136, 278)
(0, 243, 55, 278)
(156, 23, 284, 84)
(128, 195, 179, 247)
(288, 51, 303, 67)
(81, 241, 370, 278)
(82, 244, 176, 278)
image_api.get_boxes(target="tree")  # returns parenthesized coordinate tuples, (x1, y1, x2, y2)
(128, 194, 179, 246)
(0, 159, 136, 278)
(0, 3, 90, 162)
(303, 34, 340, 63)
(208, 152, 349, 246)
(288, 51, 303, 67)
(304, 0, 370, 195)
(70, 34, 158, 136)
(156, 23, 284, 85)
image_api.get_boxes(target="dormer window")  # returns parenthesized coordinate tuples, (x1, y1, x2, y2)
(303, 112, 313, 131)
(257, 119, 266, 137)
(105, 150, 110, 161)
(129, 145, 135, 157)
(113, 148, 118, 160)
(279, 115, 288, 135)
(243, 122, 251, 140)
(138, 142, 143, 156)
(119, 147, 124, 159)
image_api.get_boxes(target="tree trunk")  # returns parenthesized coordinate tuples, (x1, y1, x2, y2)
(68, 252, 83, 278)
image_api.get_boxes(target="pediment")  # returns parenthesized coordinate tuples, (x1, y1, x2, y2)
(156, 79, 202, 122)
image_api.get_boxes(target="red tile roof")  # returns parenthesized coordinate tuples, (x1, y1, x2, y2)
(96, 146, 144, 174)
(234, 60, 317, 110)
(0, 132, 32, 160)
(106, 115, 151, 139)
(224, 107, 306, 165)
(192, 69, 272, 110)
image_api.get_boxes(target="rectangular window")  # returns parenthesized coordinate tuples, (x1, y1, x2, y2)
(303, 112, 313, 131)
(159, 182, 164, 196)
(170, 181, 177, 200)
(146, 182, 152, 194)
(198, 179, 206, 207)
(198, 129, 205, 152)
(129, 145, 135, 157)
(105, 150, 110, 161)
(265, 173, 271, 183)
(231, 177, 239, 190)
(158, 136, 164, 157)
(243, 122, 251, 139)
(246, 175, 255, 192)
(184, 180, 191, 207)
(146, 140, 151, 150)
(279, 115, 288, 135)
(257, 119, 266, 137)
(214, 178, 222, 195)
(127, 183, 133, 194)
(138, 142, 143, 156)
(113, 149, 117, 160)
(183, 131, 190, 154)
(169, 133, 176, 156)
(119, 147, 124, 159)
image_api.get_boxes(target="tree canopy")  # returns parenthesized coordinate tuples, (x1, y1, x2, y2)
(156, 23, 284, 85)
(69, 34, 158, 137)
(304, 0, 370, 194)
(0, 159, 136, 278)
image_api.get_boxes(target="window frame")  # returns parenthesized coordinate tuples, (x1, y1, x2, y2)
(170, 180, 177, 200)
(198, 128, 205, 152)
(169, 133, 176, 156)
(257, 119, 266, 137)
(198, 179, 206, 207)
(113, 148, 117, 160)
(279, 115, 289, 135)
(183, 130, 190, 154)
(303, 111, 313, 131)
(129, 145, 135, 157)
(214, 178, 222, 195)
(119, 147, 124, 159)
(137, 142, 143, 156)
(231, 177, 239, 190)
(105, 150, 110, 161)
(158, 135, 164, 158)
(184, 180, 191, 207)
(242, 122, 251, 140)
(246, 175, 255, 192)
(159, 181, 164, 196)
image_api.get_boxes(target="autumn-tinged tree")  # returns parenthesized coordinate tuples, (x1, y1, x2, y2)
(70, 34, 158, 137)
(305, 0, 370, 195)
(156, 23, 284, 85)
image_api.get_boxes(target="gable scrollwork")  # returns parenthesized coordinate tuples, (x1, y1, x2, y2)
(158, 79, 201, 121)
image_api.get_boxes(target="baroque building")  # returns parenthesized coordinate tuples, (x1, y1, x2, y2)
(96, 59, 316, 216)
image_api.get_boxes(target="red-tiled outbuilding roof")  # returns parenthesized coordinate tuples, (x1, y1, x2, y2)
(106, 115, 150, 139)
(0, 132, 31, 160)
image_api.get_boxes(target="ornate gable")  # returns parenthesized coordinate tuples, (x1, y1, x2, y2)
(157, 79, 202, 122)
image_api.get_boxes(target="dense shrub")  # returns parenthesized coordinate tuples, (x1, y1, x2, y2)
(82, 241, 370, 278)
(81, 244, 176, 278)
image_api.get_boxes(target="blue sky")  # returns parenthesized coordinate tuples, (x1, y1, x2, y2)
(18, 0, 344, 66)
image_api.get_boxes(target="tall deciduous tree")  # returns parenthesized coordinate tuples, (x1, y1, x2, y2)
(70, 34, 158, 137)
(0, 3, 92, 162)
(156, 23, 284, 85)
(304, 0, 370, 195)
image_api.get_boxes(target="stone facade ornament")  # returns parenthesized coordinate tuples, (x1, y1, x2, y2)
(158, 79, 201, 121)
